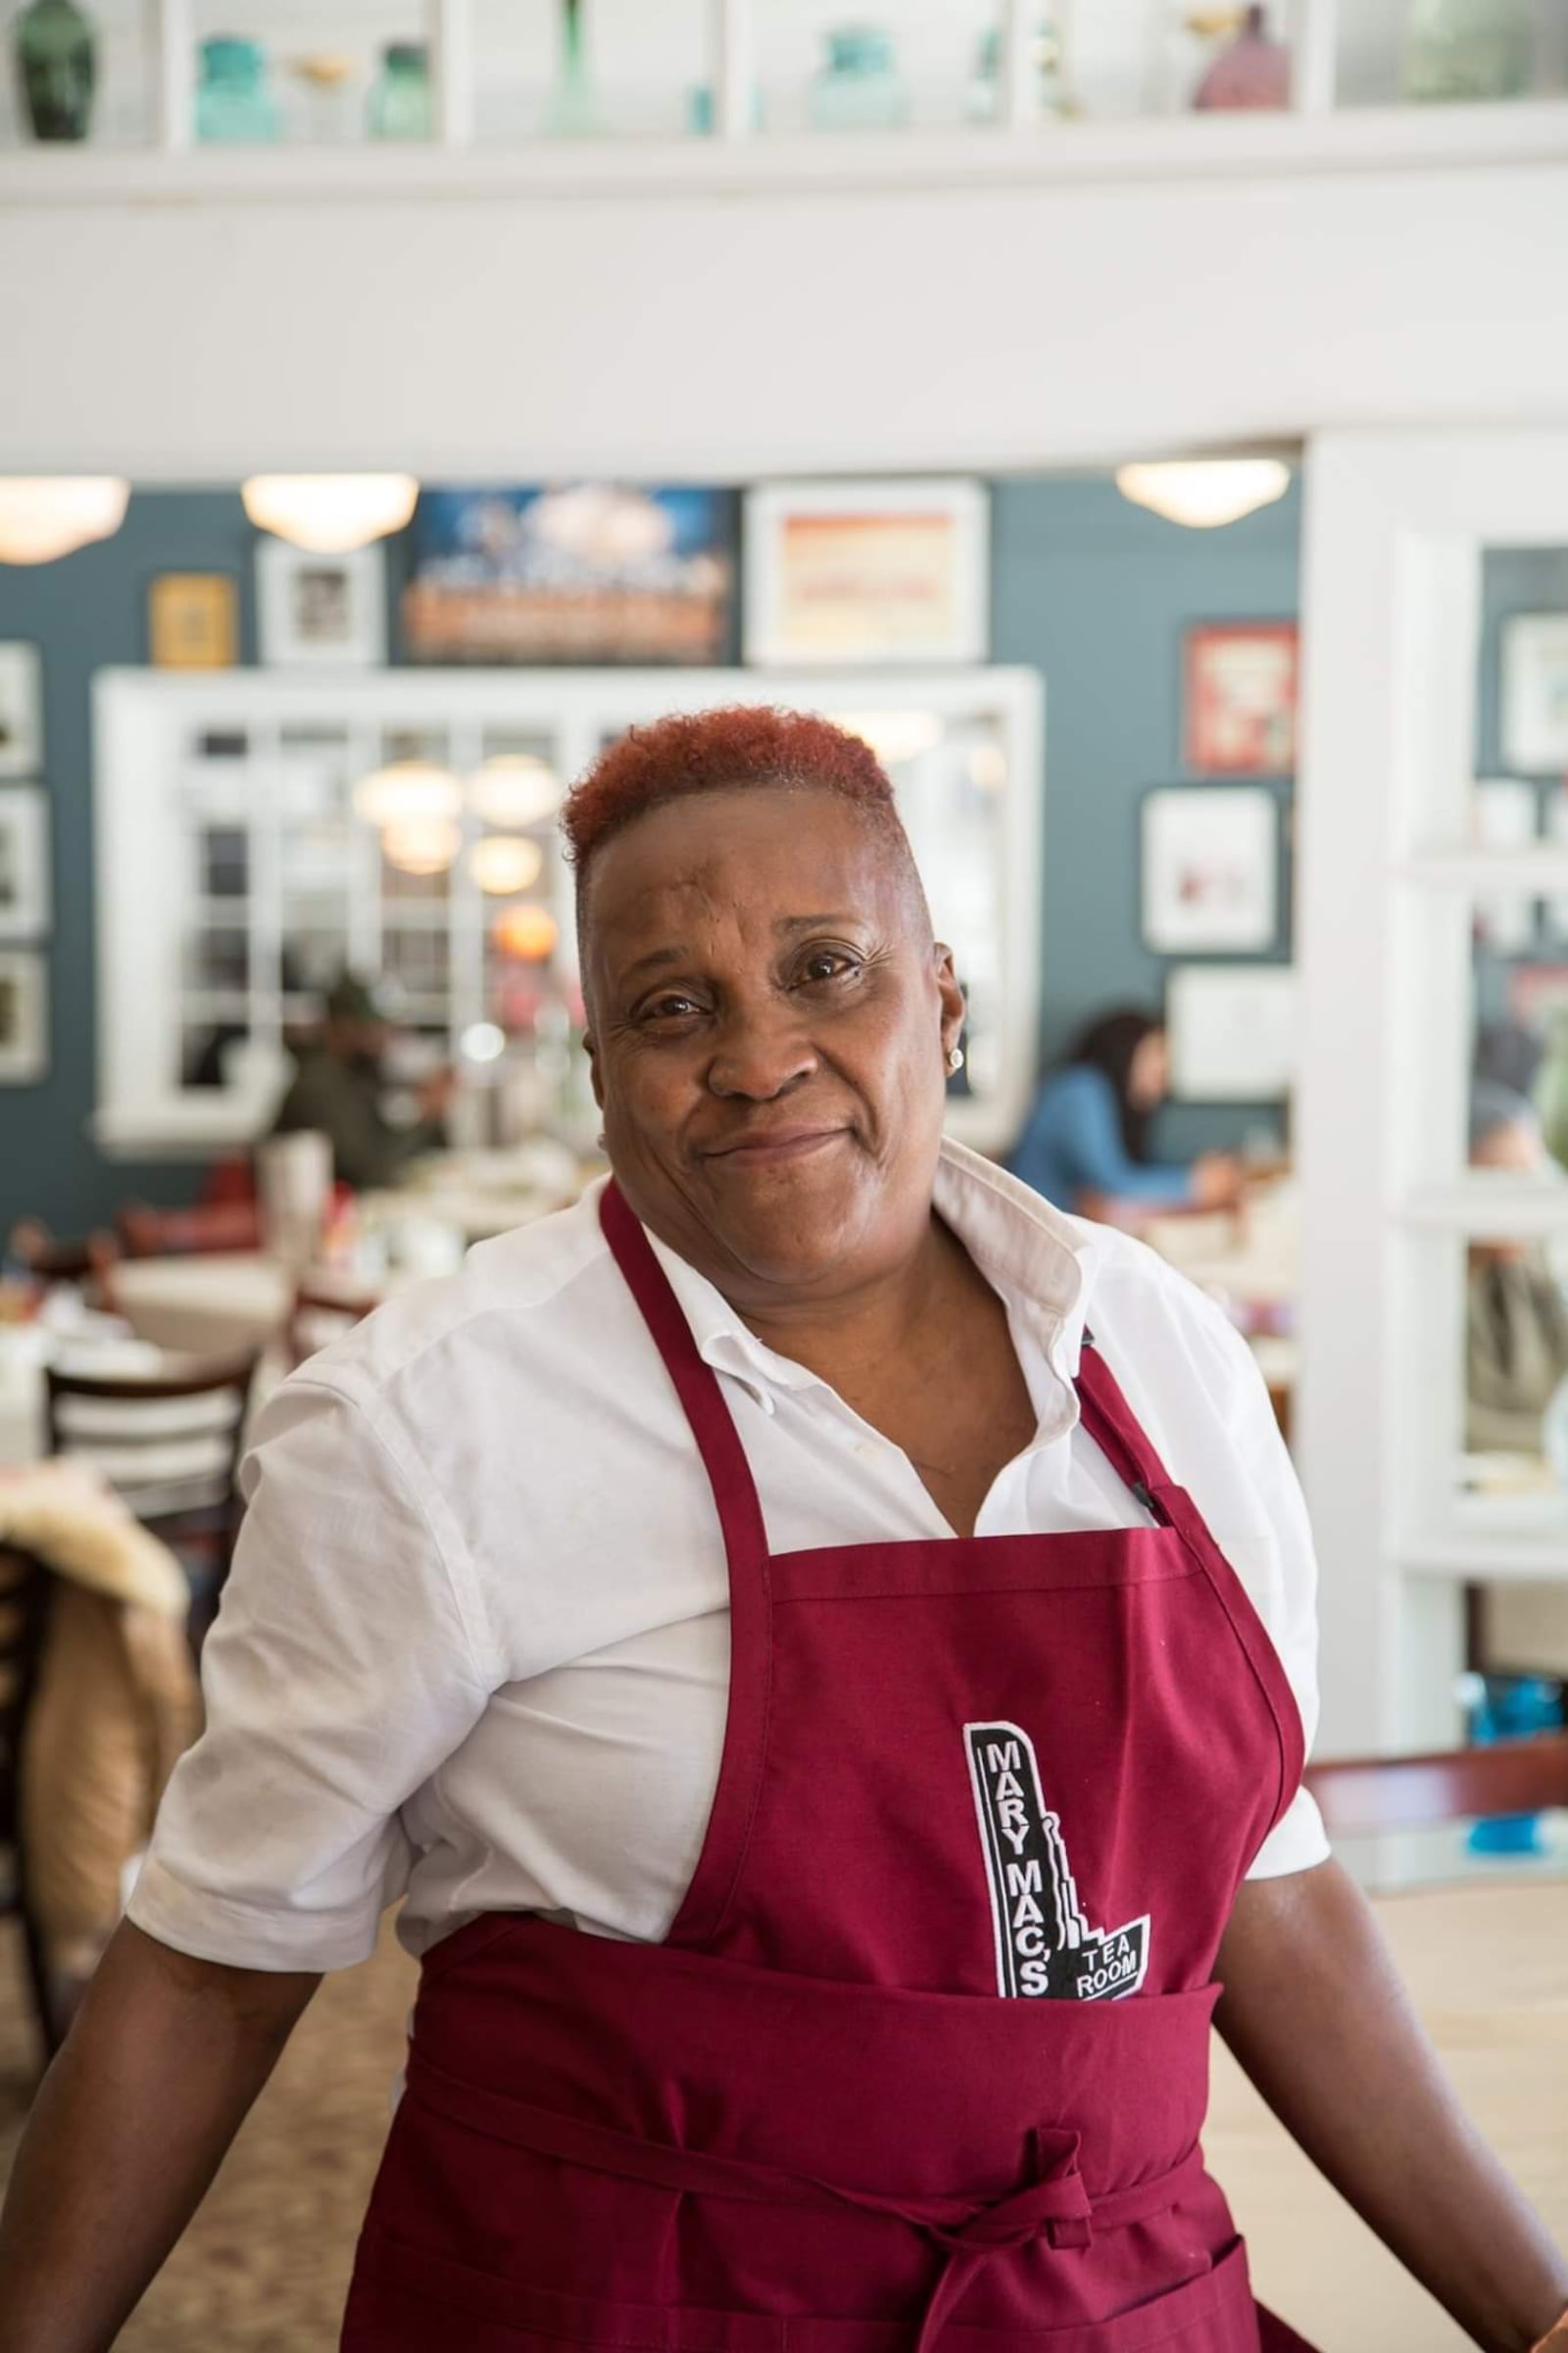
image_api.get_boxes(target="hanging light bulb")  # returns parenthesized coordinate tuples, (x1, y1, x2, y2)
(467, 755, 564, 830)
(471, 836, 545, 897)
(242, 473, 418, 553)
(353, 760, 461, 829)
(493, 905, 561, 961)
(1114, 461, 1291, 530)
(0, 478, 129, 564)
(383, 815, 461, 876)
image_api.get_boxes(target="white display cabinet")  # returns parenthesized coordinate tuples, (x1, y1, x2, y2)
(92, 664, 1043, 1159)
(1297, 429, 1568, 1758)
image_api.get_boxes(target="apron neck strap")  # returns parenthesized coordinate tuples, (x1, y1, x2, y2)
(1073, 1335, 1179, 1507)
(599, 1180, 771, 1582)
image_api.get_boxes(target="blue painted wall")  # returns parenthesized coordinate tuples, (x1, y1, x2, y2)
(0, 477, 1304, 1237)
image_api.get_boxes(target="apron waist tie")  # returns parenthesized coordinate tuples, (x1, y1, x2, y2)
(407, 2050, 1209, 2350)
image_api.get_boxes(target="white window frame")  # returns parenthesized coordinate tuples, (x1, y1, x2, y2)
(93, 662, 1043, 1160)
(1297, 427, 1568, 1758)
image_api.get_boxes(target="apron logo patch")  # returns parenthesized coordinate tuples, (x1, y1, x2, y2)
(964, 1721, 1151, 2002)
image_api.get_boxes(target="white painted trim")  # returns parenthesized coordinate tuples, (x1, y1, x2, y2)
(1290, 0, 1339, 116)
(430, 0, 476, 149)
(4, 98, 1565, 208)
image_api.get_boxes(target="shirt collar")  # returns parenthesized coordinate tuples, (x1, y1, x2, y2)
(637, 1138, 1098, 1423)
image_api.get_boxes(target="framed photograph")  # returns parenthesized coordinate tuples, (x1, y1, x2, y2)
(256, 540, 387, 668)
(1142, 786, 1277, 954)
(1166, 964, 1297, 1101)
(0, 643, 43, 776)
(0, 950, 47, 1084)
(403, 485, 736, 665)
(1472, 775, 1538, 955)
(0, 788, 50, 939)
(1184, 622, 1298, 775)
(743, 478, 988, 667)
(1501, 614, 1568, 773)
(149, 573, 239, 670)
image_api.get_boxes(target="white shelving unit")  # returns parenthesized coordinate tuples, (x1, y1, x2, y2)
(1297, 428, 1568, 1757)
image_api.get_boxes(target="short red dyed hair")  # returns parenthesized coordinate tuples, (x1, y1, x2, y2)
(563, 705, 904, 879)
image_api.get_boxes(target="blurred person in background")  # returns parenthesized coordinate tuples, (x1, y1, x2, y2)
(1466, 1081, 1568, 1456)
(1009, 1006, 1243, 1225)
(271, 972, 456, 1193)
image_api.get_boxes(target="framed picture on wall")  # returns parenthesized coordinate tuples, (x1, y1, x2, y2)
(744, 479, 989, 667)
(1141, 786, 1277, 954)
(402, 485, 737, 664)
(0, 788, 51, 939)
(1184, 622, 1298, 775)
(1501, 614, 1568, 772)
(149, 573, 239, 670)
(0, 950, 47, 1084)
(1166, 963, 1297, 1101)
(0, 643, 43, 777)
(256, 540, 387, 668)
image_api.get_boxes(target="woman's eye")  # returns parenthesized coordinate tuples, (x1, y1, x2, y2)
(641, 993, 703, 1024)
(798, 950, 859, 986)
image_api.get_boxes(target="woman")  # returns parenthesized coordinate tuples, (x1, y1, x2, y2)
(1010, 1008, 1244, 1223)
(1, 708, 1564, 2353)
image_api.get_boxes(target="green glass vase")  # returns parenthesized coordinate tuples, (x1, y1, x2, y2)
(14, 0, 97, 143)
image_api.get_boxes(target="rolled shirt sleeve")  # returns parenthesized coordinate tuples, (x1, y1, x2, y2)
(127, 1374, 497, 1972)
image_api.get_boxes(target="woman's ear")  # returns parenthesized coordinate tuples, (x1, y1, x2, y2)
(934, 943, 966, 1054)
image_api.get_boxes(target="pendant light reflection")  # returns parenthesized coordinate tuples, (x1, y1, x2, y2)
(0, 478, 129, 564)
(468, 755, 564, 830)
(353, 760, 462, 830)
(383, 816, 461, 876)
(832, 711, 944, 768)
(1113, 461, 1291, 530)
(471, 835, 545, 897)
(493, 905, 560, 961)
(242, 474, 419, 553)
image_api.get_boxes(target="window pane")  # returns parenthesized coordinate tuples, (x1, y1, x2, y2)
(756, 0, 1004, 133)
(472, 0, 709, 141)
(188, 0, 431, 145)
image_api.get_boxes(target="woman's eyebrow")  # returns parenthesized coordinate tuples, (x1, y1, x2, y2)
(773, 911, 860, 936)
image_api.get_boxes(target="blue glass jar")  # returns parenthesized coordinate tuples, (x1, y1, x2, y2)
(367, 41, 432, 141)
(195, 36, 281, 144)
(809, 25, 907, 131)
(1461, 1671, 1565, 1856)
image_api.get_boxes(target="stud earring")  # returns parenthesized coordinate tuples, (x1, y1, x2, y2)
(946, 1046, 964, 1074)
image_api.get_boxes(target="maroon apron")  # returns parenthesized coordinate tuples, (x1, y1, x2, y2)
(343, 1182, 1320, 2351)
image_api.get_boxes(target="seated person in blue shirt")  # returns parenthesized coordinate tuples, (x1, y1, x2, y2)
(1009, 1007, 1243, 1224)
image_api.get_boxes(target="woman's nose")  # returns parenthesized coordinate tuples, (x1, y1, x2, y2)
(707, 1008, 817, 1101)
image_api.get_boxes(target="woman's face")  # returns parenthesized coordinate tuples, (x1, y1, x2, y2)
(583, 785, 964, 1308)
(1128, 1029, 1169, 1110)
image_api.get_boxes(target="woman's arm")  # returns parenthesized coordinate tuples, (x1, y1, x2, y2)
(1215, 1859, 1568, 2352)
(0, 1921, 319, 2353)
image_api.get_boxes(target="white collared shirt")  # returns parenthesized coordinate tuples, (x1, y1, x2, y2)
(128, 1142, 1328, 1973)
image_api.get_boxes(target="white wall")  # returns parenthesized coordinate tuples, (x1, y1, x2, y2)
(2, 143, 1566, 480)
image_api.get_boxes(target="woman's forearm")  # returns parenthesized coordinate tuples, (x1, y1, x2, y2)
(0, 1920, 318, 2353)
(1215, 1859, 1568, 2353)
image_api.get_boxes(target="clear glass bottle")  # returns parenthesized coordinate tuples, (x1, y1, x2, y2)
(194, 36, 281, 144)
(1403, 0, 1533, 103)
(965, 20, 1070, 123)
(809, 25, 908, 131)
(13, 0, 97, 142)
(367, 42, 432, 141)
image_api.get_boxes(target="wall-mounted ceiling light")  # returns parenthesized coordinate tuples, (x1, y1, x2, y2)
(471, 835, 545, 897)
(353, 760, 461, 830)
(467, 755, 564, 830)
(1114, 460, 1291, 530)
(242, 473, 418, 553)
(0, 477, 129, 564)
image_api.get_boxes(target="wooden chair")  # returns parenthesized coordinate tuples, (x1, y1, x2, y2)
(44, 1352, 260, 1652)
(1304, 1734, 1568, 1836)
(6, 1219, 120, 1309)
(287, 1278, 378, 1370)
(0, 1544, 61, 2062)
(116, 1200, 261, 1259)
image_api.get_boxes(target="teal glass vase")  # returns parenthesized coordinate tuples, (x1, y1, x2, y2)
(195, 36, 281, 144)
(545, 0, 600, 136)
(810, 25, 908, 131)
(368, 42, 432, 140)
(13, 0, 97, 143)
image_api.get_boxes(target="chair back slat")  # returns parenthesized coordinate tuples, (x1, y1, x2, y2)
(1304, 1734, 1568, 1835)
